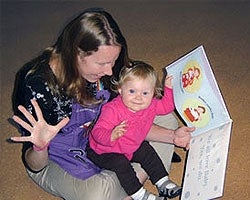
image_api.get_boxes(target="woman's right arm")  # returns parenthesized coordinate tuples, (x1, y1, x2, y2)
(23, 146, 49, 171)
(11, 99, 69, 171)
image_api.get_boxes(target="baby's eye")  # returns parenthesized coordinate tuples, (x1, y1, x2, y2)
(129, 89, 135, 94)
(143, 92, 148, 95)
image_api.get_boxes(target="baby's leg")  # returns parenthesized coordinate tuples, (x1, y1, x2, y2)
(132, 141, 182, 199)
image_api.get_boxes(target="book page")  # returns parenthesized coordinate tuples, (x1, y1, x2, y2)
(181, 121, 232, 200)
(166, 46, 231, 136)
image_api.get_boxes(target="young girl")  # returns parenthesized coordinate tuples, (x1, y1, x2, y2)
(87, 61, 182, 200)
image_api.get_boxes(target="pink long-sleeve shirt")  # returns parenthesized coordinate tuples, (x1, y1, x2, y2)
(89, 87, 174, 160)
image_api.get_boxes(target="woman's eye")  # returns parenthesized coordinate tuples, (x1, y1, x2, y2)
(129, 89, 135, 94)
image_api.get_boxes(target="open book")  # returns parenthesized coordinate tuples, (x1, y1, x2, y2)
(166, 46, 232, 200)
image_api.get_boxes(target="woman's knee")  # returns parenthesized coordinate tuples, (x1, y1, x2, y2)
(91, 170, 127, 200)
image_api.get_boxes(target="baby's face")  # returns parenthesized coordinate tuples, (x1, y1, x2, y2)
(118, 77, 154, 112)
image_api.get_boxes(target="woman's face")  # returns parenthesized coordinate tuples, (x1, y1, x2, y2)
(77, 45, 121, 82)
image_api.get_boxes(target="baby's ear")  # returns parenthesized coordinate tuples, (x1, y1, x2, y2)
(118, 88, 122, 94)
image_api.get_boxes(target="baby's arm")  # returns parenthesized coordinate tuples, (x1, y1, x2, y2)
(154, 75, 174, 115)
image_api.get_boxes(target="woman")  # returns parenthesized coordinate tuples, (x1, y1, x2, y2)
(10, 8, 193, 200)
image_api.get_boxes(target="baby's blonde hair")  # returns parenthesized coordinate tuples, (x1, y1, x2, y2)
(112, 61, 163, 98)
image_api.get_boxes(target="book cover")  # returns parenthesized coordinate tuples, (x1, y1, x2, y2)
(166, 46, 232, 199)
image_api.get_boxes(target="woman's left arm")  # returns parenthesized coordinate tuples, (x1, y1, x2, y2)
(146, 124, 195, 150)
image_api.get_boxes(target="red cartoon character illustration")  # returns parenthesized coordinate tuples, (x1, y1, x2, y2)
(183, 105, 206, 123)
(182, 66, 201, 88)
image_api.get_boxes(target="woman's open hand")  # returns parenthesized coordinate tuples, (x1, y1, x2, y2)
(11, 99, 69, 148)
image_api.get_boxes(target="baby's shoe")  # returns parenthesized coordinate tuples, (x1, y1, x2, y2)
(142, 191, 167, 200)
(157, 179, 182, 199)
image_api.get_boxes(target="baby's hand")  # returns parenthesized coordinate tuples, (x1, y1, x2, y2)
(111, 121, 127, 141)
(165, 75, 173, 89)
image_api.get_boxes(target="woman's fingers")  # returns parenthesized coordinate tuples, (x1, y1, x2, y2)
(17, 105, 37, 126)
(31, 99, 44, 122)
(12, 115, 33, 133)
(56, 117, 70, 131)
(10, 135, 31, 142)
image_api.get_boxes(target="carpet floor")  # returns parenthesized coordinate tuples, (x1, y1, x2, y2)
(1, 1, 249, 199)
